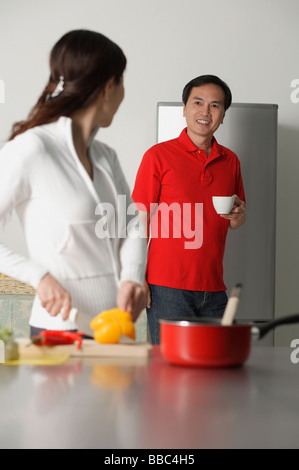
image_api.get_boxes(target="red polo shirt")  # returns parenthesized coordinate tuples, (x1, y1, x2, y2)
(132, 128, 245, 291)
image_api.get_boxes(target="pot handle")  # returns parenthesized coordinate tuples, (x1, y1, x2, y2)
(252, 313, 299, 340)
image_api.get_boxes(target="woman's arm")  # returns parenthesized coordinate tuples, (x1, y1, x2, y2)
(0, 139, 48, 288)
(107, 150, 148, 320)
(0, 138, 72, 319)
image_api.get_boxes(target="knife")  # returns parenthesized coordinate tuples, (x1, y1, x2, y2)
(57, 308, 79, 330)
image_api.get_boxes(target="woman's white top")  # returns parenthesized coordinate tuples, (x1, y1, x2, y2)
(0, 117, 147, 334)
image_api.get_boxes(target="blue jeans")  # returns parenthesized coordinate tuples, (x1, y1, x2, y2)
(146, 284, 228, 345)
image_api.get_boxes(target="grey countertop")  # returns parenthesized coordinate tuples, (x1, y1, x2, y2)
(0, 346, 299, 449)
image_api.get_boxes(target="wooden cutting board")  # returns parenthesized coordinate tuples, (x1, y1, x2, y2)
(17, 338, 152, 359)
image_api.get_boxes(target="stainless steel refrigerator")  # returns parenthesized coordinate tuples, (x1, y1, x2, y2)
(157, 102, 278, 329)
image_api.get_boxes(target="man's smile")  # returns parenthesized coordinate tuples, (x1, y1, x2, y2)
(196, 119, 210, 125)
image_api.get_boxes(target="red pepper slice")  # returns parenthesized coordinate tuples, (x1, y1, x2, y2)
(31, 330, 83, 350)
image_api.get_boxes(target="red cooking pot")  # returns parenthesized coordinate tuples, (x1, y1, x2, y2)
(159, 313, 299, 367)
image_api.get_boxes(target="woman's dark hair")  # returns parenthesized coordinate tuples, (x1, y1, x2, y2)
(9, 29, 127, 140)
(182, 75, 232, 110)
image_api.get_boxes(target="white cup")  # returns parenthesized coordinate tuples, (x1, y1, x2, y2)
(212, 196, 235, 215)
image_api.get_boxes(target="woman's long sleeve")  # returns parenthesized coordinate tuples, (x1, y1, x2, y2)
(0, 141, 48, 288)
(110, 153, 147, 286)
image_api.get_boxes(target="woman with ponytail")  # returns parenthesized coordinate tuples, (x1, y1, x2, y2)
(0, 30, 147, 335)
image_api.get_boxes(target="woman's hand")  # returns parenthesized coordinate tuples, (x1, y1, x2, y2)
(37, 273, 72, 320)
(117, 281, 148, 322)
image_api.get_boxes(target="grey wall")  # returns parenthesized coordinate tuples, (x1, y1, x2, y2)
(1, 0, 299, 345)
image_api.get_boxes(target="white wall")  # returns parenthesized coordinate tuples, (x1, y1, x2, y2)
(1, 0, 299, 344)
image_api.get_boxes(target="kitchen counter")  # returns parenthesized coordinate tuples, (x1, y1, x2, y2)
(0, 345, 299, 449)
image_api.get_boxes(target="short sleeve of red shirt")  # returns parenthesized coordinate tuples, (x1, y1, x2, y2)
(132, 148, 162, 213)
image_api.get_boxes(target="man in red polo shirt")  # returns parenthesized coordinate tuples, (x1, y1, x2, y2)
(132, 75, 246, 344)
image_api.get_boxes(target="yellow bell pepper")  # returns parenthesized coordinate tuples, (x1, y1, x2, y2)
(90, 308, 135, 344)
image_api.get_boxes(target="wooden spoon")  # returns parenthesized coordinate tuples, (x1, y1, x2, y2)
(221, 283, 243, 326)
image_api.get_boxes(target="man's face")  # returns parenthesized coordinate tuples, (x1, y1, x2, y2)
(183, 83, 226, 141)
